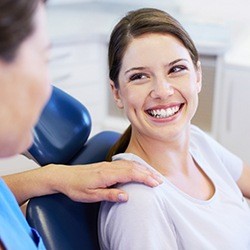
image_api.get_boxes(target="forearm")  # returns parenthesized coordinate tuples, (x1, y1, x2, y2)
(2, 160, 162, 205)
(2, 165, 58, 205)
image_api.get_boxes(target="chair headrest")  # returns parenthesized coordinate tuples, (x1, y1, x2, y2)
(27, 86, 91, 166)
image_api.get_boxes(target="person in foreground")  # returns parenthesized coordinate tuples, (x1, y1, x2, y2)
(98, 8, 250, 250)
(0, 1, 162, 249)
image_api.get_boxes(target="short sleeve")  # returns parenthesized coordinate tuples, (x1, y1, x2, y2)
(98, 182, 178, 250)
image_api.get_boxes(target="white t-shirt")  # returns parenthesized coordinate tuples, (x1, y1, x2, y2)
(98, 125, 250, 250)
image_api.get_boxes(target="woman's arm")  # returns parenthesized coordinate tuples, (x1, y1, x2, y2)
(237, 163, 250, 199)
(2, 160, 162, 205)
(99, 182, 178, 250)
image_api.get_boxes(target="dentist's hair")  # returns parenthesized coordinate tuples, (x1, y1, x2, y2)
(106, 8, 199, 160)
(0, 0, 47, 62)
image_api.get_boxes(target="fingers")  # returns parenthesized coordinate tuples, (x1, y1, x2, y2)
(127, 162, 163, 187)
(102, 160, 163, 188)
(59, 160, 163, 203)
(86, 188, 129, 203)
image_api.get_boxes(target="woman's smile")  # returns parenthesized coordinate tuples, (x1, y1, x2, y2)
(146, 103, 184, 119)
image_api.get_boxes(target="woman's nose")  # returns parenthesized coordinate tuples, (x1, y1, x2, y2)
(150, 79, 174, 99)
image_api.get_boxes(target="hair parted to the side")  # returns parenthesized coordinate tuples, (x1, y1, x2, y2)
(0, 0, 47, 62)
(108, 8, 199, 89)
(106, 8, 199, 161)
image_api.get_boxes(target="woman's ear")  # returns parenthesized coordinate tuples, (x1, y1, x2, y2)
(110, 80, 124, 109)
(196, 61, 202, 93)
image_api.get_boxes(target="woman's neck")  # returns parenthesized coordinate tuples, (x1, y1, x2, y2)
(125, 126, 192, 176)
(125, 125, 215, 201)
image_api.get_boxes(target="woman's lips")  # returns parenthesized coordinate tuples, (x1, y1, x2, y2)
(146, 104, 184, 119)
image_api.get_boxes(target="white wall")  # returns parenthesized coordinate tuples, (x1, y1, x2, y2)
(47, 0, 250, 44)
(179, 0, 250, 42)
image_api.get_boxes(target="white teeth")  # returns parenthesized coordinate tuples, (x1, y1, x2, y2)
(148, 106, 180, 118)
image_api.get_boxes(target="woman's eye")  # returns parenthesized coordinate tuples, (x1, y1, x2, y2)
(129, 73, 147, 82)
(169, 65, 187, 74)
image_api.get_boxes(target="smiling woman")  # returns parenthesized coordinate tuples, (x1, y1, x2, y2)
(106, 7, 201, 160)
(99, 8, 250, 250)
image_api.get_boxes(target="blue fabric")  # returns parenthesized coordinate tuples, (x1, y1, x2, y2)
(0, 178, 45, 249)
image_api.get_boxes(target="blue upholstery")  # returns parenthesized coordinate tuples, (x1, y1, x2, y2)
(25, 86, 121, 250)
(27, 132, 120, 250)
(28, 86, 91, 166)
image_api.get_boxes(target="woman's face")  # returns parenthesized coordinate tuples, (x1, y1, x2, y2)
(0, 2, 51, 157)
(111, 33, 201, 141)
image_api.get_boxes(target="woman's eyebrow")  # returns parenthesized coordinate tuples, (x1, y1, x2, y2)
(124, 59, 189, 75)
(125, 67, 147, 75)
(169, 58, 189, 66)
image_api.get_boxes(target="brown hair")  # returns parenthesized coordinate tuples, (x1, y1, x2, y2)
(106, 8, 199, 161)
(0, 0, 47, 62)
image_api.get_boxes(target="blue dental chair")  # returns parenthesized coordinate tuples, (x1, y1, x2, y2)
(25, 86, 120, 250)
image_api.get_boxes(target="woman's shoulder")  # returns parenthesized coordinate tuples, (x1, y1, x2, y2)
(100, 176, 167, 217)
(99, 181, 169, 229)
(118, 179, 165, 207)
(99, 176, 175, 250)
